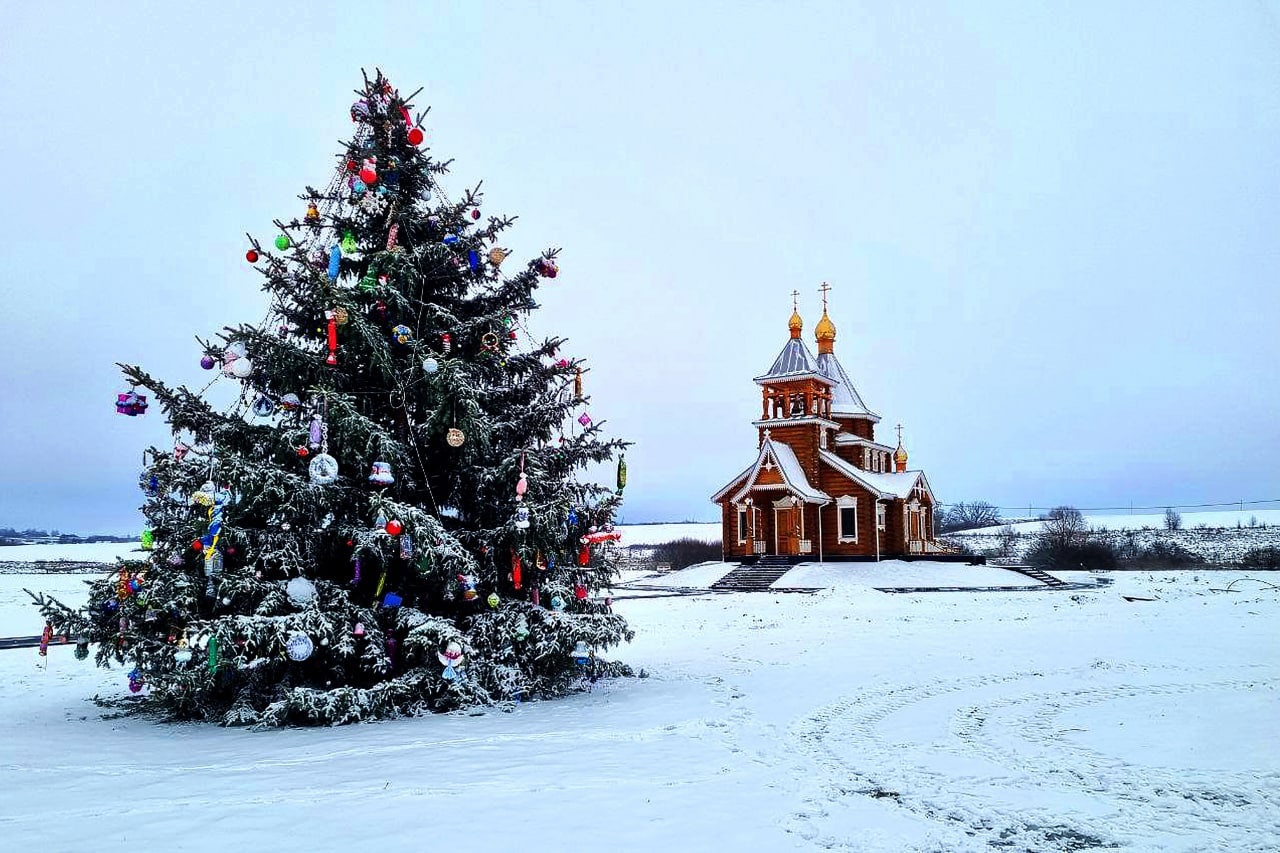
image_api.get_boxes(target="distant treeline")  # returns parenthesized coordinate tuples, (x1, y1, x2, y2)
(0, 527, 133, 546)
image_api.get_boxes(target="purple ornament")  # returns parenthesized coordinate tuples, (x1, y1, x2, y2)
(309, 415, 323, 449)
(200, 355, 216, 370)
(352, 558, 361, 584)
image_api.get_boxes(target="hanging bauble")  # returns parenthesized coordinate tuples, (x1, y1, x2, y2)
(407, 126, 425, 146)
(391, 324, 413, 346)
(382, 592, 403, 608)
(140, 528, 154, 550)
(570, 641, 590, 665)
(481, 332, 499, 352)
(374, 300, 388, 320)
(359, 166, 377, 185)
(328, 244, 341, 281)
(246, 248, 259, 263)
(468, 249, 480, 271)
(252, 395, 275, 417)
(399, 533, 414, 560)
(440, 332, 452, 353)
(422, 357, 439, 374)
(115, 390, 148, 416)
(200, 355, 216, 370)
(333, 307, 349, 325)
(575, 368, 583, 398)
(385, 519, 404, 536)
(446, 428, 466, 448)
(578, 544, 590, 566)
(350, 99, 371, 122)
(537, 258, 558, 278)
(296, 446, 310, 457)
(488, 247, 510, 267)
(308, 453, 339, 485)
(513, 617, 530, 641)
(617, 454, 627, 493)
(74, 638, 90, 660)
(274, 234, 290, 251)
(512, 550, 523, 589)
(280, 393, 302, 411)
(438, 641, 464, 680)
(567, 508, 579, 527)
(340, 230, 358, 254)
(308, 414, 323, 449)
(458, 574, 477, 601)
(138, 471, 159, 496)
(191, 481, 217, 507)
(550, 595, 566, 611)
(375, 510, 388, 530)
(229, 358, 252, 379)
(352, 178, 367, 194)
(386, 222, 400, 250)
(128, 667, 144, 693)
(353, 622, 366, 637)
(368, 461, 395, 485)
(574, 583, 588, 601)
(305, 202, 320, 223)
(486, 592, 500, 609)
(174, 645, 192, 664)
(443, 233, 460, 246)
(516, 471, 528, 499)
(515, 505, 530, 530)
(286, 577, 317, 605)
(286, 632, 314, 661)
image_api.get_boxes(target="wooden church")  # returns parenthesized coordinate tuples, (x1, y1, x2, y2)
(712, 286, 943, 561)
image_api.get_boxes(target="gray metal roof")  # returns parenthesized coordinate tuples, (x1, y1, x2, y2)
(816, 351, 876, 417)
(755, 338, 828, 383)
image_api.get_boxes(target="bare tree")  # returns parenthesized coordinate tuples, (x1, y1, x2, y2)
(1042, 505, 1087, 549)
(997, 524, 1020, 556)
(942, 501, 1002, 532)
(1164, 507, 1182, 531)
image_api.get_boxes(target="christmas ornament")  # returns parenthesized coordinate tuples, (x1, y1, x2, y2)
(382, 592, 403, 608)
(446, 428, 465, 448)
(286, 632, 314, 661)
(582, 529, 622, 544)
(486, 592, 500, 609)
(385, 519, 404, 536)
(481, 332, 499, 351)
(438, 641, 464, 681)
(128, 667, 144, 693)
(191, 480, 217, 507)
(391, 324, 413, 346)
(325, 310, 339, 365)
(575, 368, 583, 398)
(570, 641, 590, 665)
(399, 534, 414, 560)
(308, 453, 339, 485)
(139, 472, 159, 496)
(350, 99, 371, 121)
(309, 414, 324, 449)
(230, 357, 253, 379)
(407, 126, 424, 146)
(513, 617, 530, 641)
(578, 544, 590, 566)
(353, 622, 366, 636)
(440, 333, 452, 354)
(352, 178, 367, 194)
(511, 549, 523, 589)
(286, 577, 317, 605)
(328, 244, 341, 281)
(174, 638, 192, 664)
(274, 234, 290, 250)
(515, 505, 530, 530)
(422, 357, 439, 374)
(280, 393, 301, 411)
(38, 622, 52, 656)
(207, 634, 219, 672)
(550, 595, 566, 611)
(468, 250, 480, 271)
(296, 447, 310, 457)
(577, 412, 592, 428)
(487, 247, 510, 267)
(245, 248, 260, 263)
(140, 529, 154, 550)
(252, 395, 275, 417)
(537, 257, 558, 278)
(340, 230, 358, 254)
(200, 354, 216, 370)
(386, 222, 400, 250)
(443, 233, 459, 246)
(457, 574, 477, 601)
(574, 583, 588, 601)
(369, 461, 395, 485)
(617, 455, 627, 492)
(333, 307, 349, 325)
(567, 508, 579, 527)
(74, 638, 90, 660)
(305, 202, 320, 223)
(115, 390, 148, 416)
(359, 160, 377, 185)
(470, 208, 481, 221)
(531, 587, 541, 607)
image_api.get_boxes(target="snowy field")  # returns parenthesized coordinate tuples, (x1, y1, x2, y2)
(3, 569, 1278, 851)
(966, 508, 1280, 535)
(640, 559, 1042, 590)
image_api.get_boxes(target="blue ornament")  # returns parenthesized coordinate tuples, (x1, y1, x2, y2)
(567, 509, 578, 527)
(103, 599, 119, 613)
(468, 250, 480, 271)
(352, 178, 367, 194)
(328, 245, 341, 281)
(382, 592, 403, 609)
(139, 472, 159, 496)
(443, 234, 459, 246)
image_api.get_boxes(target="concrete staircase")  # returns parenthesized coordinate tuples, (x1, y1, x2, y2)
(711, 556, 798, 592)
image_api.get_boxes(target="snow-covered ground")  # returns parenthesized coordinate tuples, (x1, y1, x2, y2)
(966, 508, 1280, 535)
(615, 522, 721, 546)
(640, 559, 1042, 590)
(3, 568, 1277, 851)
(0, 540, 143, 566)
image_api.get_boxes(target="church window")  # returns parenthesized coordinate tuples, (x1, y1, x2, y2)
(877, 502, 887, 531)
(737, 507, 749, 543)
(837, 495, 858, 542)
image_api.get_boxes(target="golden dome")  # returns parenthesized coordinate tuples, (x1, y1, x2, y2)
(815, 310, 836, 341)
(788, 308, 803, 339)
(894, 441, 909, 472)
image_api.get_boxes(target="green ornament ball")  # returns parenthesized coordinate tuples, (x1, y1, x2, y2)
(275, 234, 291, 250)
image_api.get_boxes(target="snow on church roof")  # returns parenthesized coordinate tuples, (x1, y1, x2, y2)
(816, 352, 878, 419)
(711, 436, 830, 504)
(753, 338, 832, 385)
(818, 450, 929, 500)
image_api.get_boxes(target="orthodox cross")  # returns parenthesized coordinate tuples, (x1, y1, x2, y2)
(791, 289, 800, 312)
(819, 281, 832, 311)
(896, 423, 904, 444)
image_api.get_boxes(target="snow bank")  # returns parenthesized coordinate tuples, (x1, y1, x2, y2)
(0, 541, 140, 565)
(616, 522, 720, 546)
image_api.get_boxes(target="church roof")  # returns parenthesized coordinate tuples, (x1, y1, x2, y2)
(818, 450, 932, 500)
(816, 351, 878, 419)
(711, 436, 830, 504)
(753, 338, 832, 385)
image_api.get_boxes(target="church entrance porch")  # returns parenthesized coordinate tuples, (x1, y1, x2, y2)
(772, 496, 809, 556)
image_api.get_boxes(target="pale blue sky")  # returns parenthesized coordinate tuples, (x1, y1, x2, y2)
(2, 1, 1278, 533)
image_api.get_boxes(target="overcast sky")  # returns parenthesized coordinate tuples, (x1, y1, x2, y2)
(2, 2, 1278, 534)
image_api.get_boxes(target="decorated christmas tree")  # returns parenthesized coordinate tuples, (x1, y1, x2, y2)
(31, 70, 633, 727)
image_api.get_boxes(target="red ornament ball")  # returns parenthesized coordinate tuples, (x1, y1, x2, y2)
(245, 249, 259, 263)
(191, 540, 203, 552)
(296, 447, 310, 458)
(359, 167, 377, 185)
(385, 519, 404, 536)
(407, 126, 424, 146)
(470, 209, 481, 220)
(347, 159, 358, 172)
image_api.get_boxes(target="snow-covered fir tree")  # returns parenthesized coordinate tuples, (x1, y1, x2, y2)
(31, 70, 633, 726)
